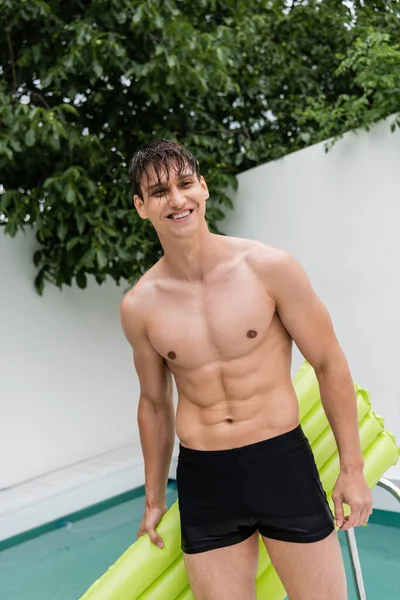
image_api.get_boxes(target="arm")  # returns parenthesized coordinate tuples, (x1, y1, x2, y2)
(268, 250, 372, 528)
(120, 289, 175, 543)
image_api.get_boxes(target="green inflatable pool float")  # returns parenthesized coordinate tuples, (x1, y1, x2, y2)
(80, 362, 399, 600)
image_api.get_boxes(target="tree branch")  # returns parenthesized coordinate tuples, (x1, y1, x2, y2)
(28, 89, 51, 110)
(6, 32, 17, 90)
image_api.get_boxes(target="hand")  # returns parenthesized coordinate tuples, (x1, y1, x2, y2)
(332, 470, 372, 530)
(137, 505, 168, 548)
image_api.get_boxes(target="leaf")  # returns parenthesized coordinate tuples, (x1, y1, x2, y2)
(117, 247, 132, 261)
(132, 5, 144, 24)
(0, 191, 12, 211)
(300, 132, 311, 143)
(76, 271, 87, 289)
(93, 61, 103, 78)
(5, 219, 18, 237)
(66, 184, 76, 205)
(60, 104, 79, 116)
(2, 145, 13, 160)
(95, 273, 107, 284)
(57, 221, 68, 241)
(10, 139, 22, 152)
(101, 223, 117, 237)
(86, 180, 96, 195)
(80, 247, 95, 268)
(33, 250, 42, 267)
(66, 237, 81, 251)
(96, 248, 108, 269)
(43, 177, 55, 189)
(167, 55, 177, 69)
(41, 73, 53, 88)
(25, 129, 36, 147)
(35, 269, 45, 296)
(76, 212, 86, 235)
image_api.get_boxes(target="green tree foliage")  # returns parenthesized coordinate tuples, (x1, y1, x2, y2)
(1, 0, 399, 293)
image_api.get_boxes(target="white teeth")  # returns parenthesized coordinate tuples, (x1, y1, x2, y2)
(171, 210, 190, 220)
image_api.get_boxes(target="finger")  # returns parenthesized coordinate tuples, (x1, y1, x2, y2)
(361, 509, 370, 525)
(355, 509, 365, 527)
(365, 503, 373, 522)
(333, 496, 344, 528)
(338, 515, 349, 529)
(148, 528, 164, 548)
(351, 506, 363, 527)
(361, 502, 372, 525)
(341, 508, 361, 530)
(359, 505, 369, 524)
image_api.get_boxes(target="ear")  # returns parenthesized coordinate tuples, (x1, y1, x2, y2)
(133, 195, 148, 219)
(200, 176, 209, 201)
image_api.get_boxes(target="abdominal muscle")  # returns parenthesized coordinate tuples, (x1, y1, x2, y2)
(174, 365, 300, 451)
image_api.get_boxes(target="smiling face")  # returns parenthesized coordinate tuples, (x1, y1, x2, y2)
(134, 162, 209, 238)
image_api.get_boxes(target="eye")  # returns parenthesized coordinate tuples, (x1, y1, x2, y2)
(181, 180, 192, 188)
(152, 189, 165, 197)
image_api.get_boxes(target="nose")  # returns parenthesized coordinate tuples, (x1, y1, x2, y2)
(167, 187, 186, 209)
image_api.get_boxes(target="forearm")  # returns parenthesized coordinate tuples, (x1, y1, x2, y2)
(315, 354, 364, 473)
(137, 396, 175, 509)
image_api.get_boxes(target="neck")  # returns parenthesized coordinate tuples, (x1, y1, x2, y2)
(158, 225, 223, 282)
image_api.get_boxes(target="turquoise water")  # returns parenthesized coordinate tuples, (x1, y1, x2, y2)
(339, 522, 400, 599)
(0, 485, 178, 600)
(1, 484, 399, 599)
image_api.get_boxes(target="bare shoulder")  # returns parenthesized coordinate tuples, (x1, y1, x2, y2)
(250, 241, 297, 271)
(120, 262, 163, 343)
(229, 237, 309, 297)
(224, 236, 294, 271)
(121, 265, 157, 314)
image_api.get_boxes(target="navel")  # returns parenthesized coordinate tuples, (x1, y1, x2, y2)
(167, 351, 177, 360)
(224, 418, 234, 424)
(247, 330, 258, 339)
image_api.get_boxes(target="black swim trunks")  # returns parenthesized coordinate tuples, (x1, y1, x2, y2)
(176, 425, 335, 554)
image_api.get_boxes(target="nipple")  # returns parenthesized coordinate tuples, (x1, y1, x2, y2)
(168, 351, 177, 360)
(247, 330, 258, 339)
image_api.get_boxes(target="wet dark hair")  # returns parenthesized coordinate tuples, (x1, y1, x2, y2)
(129, 139, 201, 199)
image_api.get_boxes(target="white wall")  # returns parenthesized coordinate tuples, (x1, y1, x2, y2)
(1, 118, 399, 496)
(222, 118, 400, 480)
(0, 229, 140, 489)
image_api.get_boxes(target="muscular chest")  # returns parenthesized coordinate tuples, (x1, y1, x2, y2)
(147, 269, 275, 367)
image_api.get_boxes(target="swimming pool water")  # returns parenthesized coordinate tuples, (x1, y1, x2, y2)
(1, 484, 399, 600)
(339, 521, 400, 600)
(0, 485, 178, 600)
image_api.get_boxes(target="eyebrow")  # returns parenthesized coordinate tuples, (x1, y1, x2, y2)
(147, 173, 195, 194)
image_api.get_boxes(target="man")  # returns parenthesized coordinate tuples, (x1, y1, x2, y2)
(120, 139, 372, 600)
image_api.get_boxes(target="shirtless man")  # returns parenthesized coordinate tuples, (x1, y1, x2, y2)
(120, 139, 372, 600)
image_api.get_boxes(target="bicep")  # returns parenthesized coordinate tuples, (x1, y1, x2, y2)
(120, 292, 173, 407)
(133, 342, 173, 407)
(272, 253, 342, 369)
